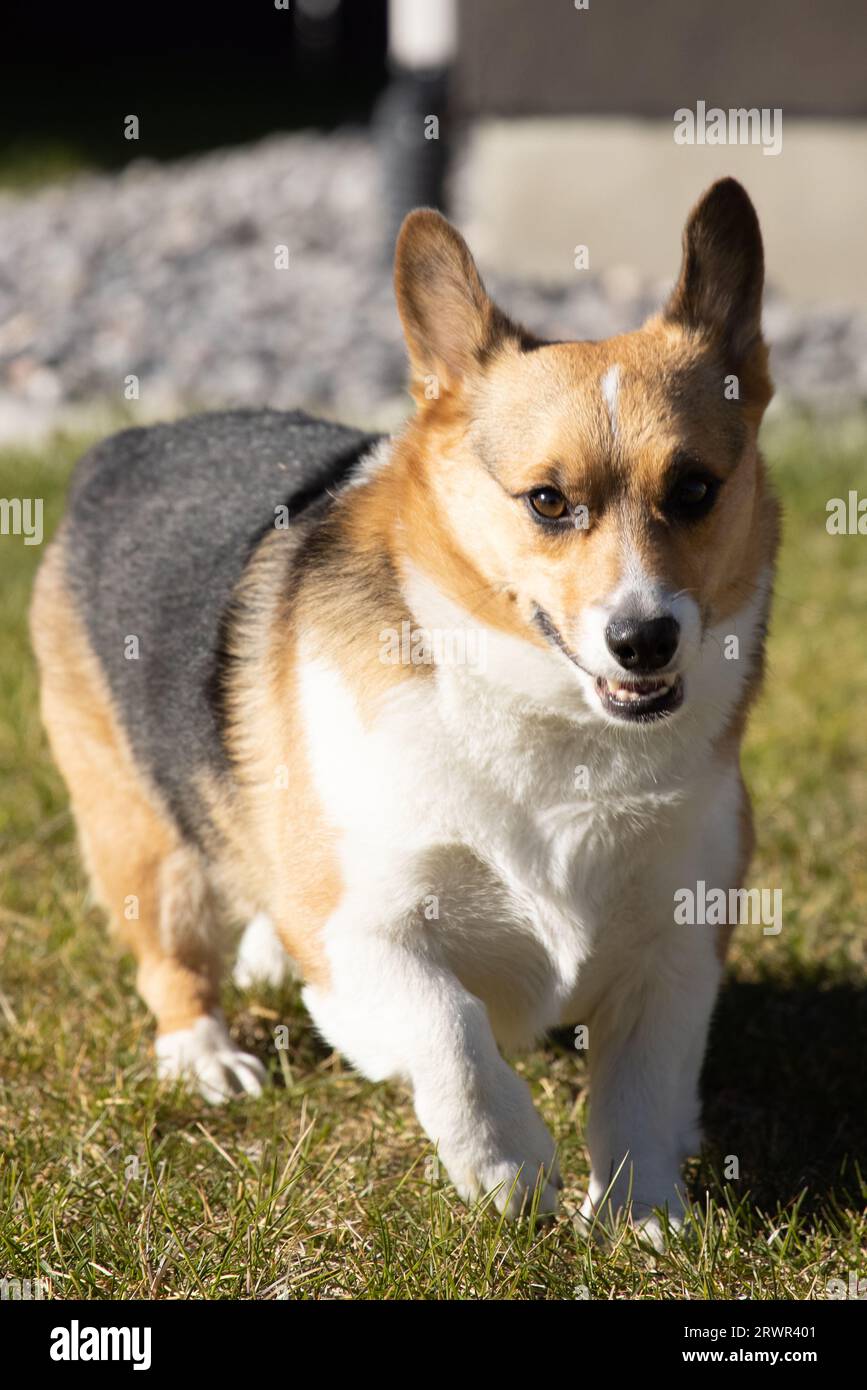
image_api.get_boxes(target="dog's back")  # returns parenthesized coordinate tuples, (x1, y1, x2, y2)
(56, 409, 379, 837)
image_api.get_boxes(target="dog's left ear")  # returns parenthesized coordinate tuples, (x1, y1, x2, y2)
(664, 179, 768, 383)
(394, 209, 527, 399)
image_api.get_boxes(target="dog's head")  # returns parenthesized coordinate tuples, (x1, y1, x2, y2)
(393, 179, 777, 725)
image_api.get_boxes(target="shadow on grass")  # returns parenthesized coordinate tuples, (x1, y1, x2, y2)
(548, 969, 867, 1220)
(701, 972, 867, 1215)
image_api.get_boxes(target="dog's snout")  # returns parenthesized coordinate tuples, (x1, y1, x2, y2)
(604, 615, 680, 672)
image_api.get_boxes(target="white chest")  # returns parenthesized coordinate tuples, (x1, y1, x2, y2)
(297, 652, 737, 1045)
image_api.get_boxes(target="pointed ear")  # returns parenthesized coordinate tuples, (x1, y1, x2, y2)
(664, 179, 766, 371)
(394, 209, 525, 397)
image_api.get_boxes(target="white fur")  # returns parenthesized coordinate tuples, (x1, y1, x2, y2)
(600, 364, 620, 436)
(233, 912, 294, 989)
(296, 558, 770, 1225)
(156, 1014, 267, 1104)
(343, 437, 393, 491)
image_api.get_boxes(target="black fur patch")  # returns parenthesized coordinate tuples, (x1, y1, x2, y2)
(63, 409, 381, 841)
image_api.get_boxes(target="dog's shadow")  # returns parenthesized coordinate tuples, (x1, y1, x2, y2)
(698, 972, 867, 1214)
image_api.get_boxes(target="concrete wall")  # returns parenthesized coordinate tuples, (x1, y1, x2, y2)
(454, 117, 866, 308)
(456, 0, 867, 117)
(450, 2, 866, 307)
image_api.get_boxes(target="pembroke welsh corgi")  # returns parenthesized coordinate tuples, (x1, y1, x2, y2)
(31, 178, 778, 1244)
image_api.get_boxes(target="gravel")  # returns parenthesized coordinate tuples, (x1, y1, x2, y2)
(0, 130, 864, 442)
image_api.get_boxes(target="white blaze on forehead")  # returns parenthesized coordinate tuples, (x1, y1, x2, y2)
(600, 364, 620, 437)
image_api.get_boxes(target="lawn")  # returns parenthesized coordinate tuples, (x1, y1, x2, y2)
(0, 413, 865, 1300)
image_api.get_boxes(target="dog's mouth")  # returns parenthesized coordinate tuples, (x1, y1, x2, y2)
(594, 673, 684, 722)
(532, 606, 686, 722)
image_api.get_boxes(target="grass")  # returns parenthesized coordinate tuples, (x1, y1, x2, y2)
(0, 414, 865, 1300)
(0, 141, 93, 192)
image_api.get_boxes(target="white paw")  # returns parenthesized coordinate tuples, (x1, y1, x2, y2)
(632, 1208, 686, 1252)
(156, 1015, 268, 1104)
(233, 912, 293, 989)
(427, 1072, 561, 1220)
(453, 1150, 561, 1220)
(577, 1181, 687, 1249)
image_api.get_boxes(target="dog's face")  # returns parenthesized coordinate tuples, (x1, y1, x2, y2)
(394, 180, 776, 725)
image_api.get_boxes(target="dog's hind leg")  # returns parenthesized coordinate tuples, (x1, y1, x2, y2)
(30, 539, 267, 1103)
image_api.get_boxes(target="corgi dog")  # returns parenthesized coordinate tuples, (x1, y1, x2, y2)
(31, 178, 778, 1243)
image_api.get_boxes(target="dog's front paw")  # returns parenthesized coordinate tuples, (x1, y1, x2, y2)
(451, 1148, 561, 1220)
(156, 1014, 268, 1104)
(577, 1179, 688, 1250)
(630, 1207, 687, 1251)
(427, 1073, 561, 1219)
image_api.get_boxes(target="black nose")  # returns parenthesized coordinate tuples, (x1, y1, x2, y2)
(605, 615, 679, 672)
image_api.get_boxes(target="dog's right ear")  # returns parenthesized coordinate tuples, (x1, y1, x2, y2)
(394, 209, 524, 399)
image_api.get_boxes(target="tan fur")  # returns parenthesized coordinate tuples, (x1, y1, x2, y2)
(30, 534, 223, 1034)
(202, 528, 345, 986)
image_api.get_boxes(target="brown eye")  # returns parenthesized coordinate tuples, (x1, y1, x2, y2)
(528, 487, 568, 520)
(664, 472, 720, 520)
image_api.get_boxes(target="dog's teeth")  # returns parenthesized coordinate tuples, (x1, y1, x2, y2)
(602, 675, 676, 702)
(605, 680, 643, 701)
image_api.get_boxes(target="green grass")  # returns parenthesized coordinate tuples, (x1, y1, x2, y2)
(0, 141, 92, 192)
(1, 415, 865, 1299)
